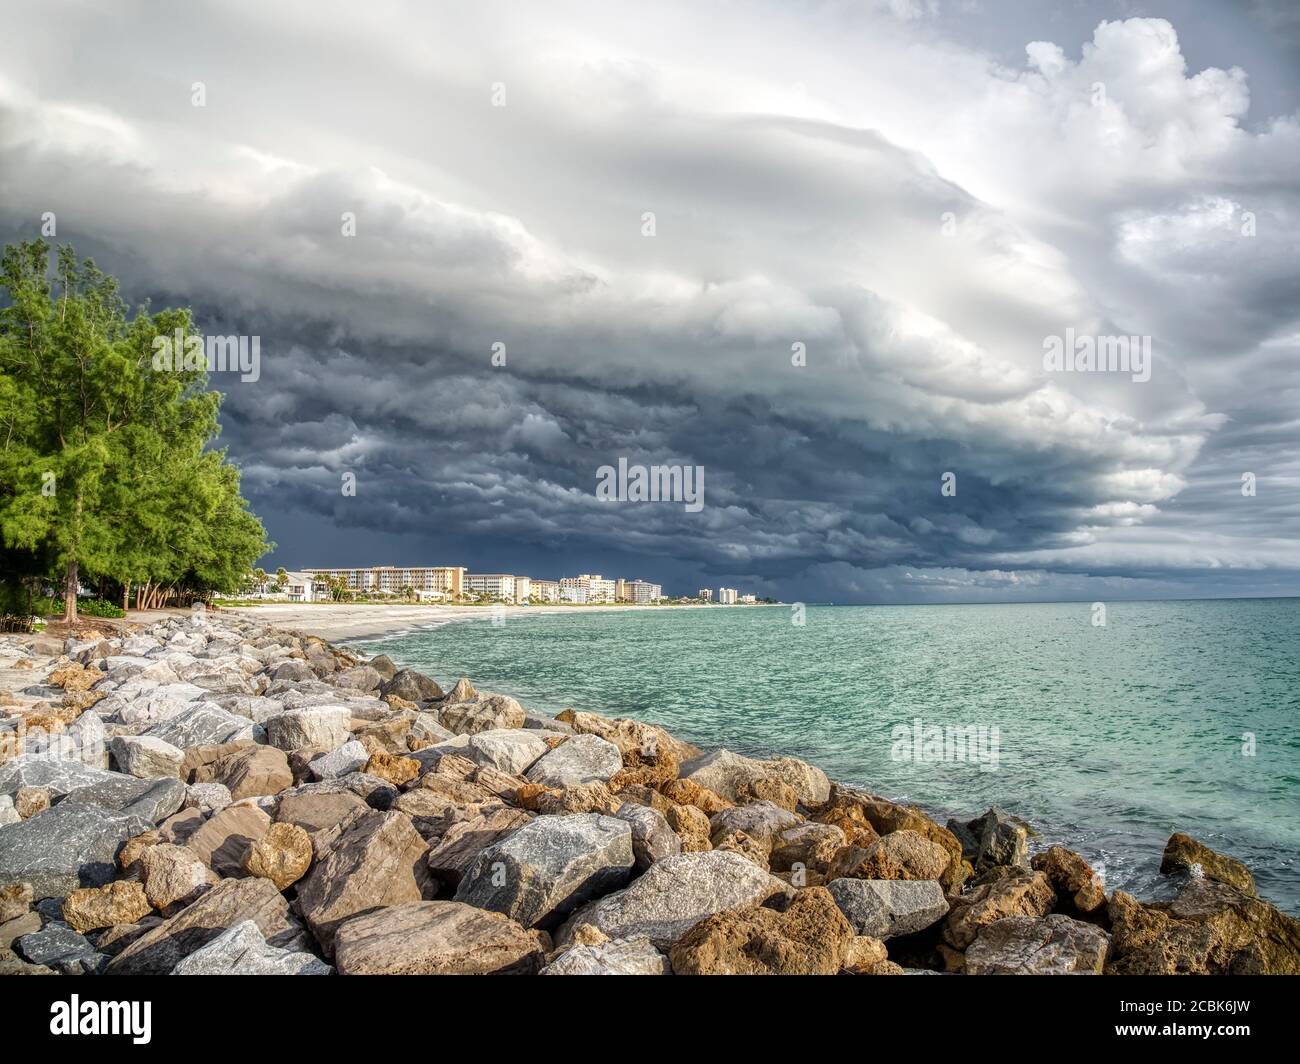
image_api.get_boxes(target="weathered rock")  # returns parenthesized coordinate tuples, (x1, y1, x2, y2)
(736, 776, 800, 811)
(13, 786, 49, 818)
(426, 806, 533, 887)
(271, 659, 315, 684)
(965, 914, 1110, 974)
(948, 807, 1031, 872)
(307, 740, 370, 780)
(518, 780, 622, 816)
(0, 801, 152, 898)
(466, 729, 549, 776)
(831, 830, 950, 882)
(185, 804, 273, 877)
(542, 934, 668, 975)
(658, 777, 732, 815)
(680, 748, 831, 806)
(64, 774, 187, 824)
(197, 744, 293, 799)
(525, 734, 623, 787)
(110, 735, 184, 779)
(140, 843, 219, 910)
(366, 654, 399, 681)
(145, 703, 254, 749)
(558, 850, 788, 949)
(0, 754, 120, 799)
(16, 921, 107, 974)
(1106, 879, 1300, 975)
(180, 738, 257, 781)
(92, 916, 163, 957)
(380, 668, 444, 703)
(841, 933, 892, 973)
(819, 787, 966, 889)
(944, 867, 1056, 949)
(614, 802, 680, 870)
(713, 829, 770, 869)
(171, 919, 330, 974)
(364, 751, 422, 787)
(554, 709, 698, 765)
(441, 694, 526, 735)
(62, 880, 152, 932)
(275, 789, 370, 834)
(826, 878, 949, 939)
(0, 795, 17, 827)
(0, 910, 41, 949)
(1160, 833, 1256, 896)
(333, 900, 548, 974)
(184, 782, 232, 815)
(1031, 845, 1106, 913)
(665, 803, 712, 852)
(265, 706, 352, 752)
(297, 809, 432, 952)
(709, 800, 801, 846)
(768, 821, 846, 875)
(0, 882, 33, 922)
(455, 813, 634, 928)
(669, 885, 854, 975)
(334, 664, 383, 693)
(244, 822, 313, 890)
(108, 876, 293, 974)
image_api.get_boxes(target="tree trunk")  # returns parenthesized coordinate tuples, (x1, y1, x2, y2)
(63, 559, 78, 623)
(123, 581, 130, 612)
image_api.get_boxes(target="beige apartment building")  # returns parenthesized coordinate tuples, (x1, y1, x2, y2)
(304, 566, 466, 599)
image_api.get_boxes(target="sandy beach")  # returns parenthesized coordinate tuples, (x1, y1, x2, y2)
(222, 602, 718, 641)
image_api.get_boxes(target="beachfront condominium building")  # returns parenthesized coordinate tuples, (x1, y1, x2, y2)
(718, 587, 738, 604)
(530, 579, 561, 603)
(740, 593, 757, 604)
(465, 573, 518, 603)
(624, 579, 663, 604)
(561, 574, 616, 604)
(697, 588, 713, 601)
(304, 566, 465, 600)
(615, 578, 628, 602)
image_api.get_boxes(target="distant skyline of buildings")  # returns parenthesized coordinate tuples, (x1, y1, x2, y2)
(255, 563, 764, 606)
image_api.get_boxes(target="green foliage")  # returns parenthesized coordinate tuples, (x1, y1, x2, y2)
(0, 239, 272, 619)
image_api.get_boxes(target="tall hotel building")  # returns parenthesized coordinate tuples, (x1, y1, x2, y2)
(718, 587, 738, 604)
(624, 579, 663, 604)
(304, 566, 465, 600)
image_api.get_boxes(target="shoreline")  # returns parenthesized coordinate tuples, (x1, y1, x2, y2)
(1, 610, 1295, 976)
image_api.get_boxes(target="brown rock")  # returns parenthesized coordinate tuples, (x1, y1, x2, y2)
(0, 882, 34, 923)
(62, 880, 153, 932)
(830, 829, 950, 882)
(297, 809, 432, 953)
(180, 738, 258, 782)
(118, 831, 161, 876)
(185, 804, 273, 877)
(614, 784, 676, 816)
(140, 843, 219, 911)
(274, 789, 370, 834)
(108, 876, 293, 974)
(63, 689, 108, 713)
(1160, 833, 1256, 896)
(669, 886, 854, 974)
(943, 867, 1055, 949)
(14, 786, 50, 818)
(518, 781, 621, 816)
(426, 807, 533, 887)
(392, 789, 497, 840)
(666, 803, 712, 852)
(334, 900, 549, 974)
(244, 821, 313, 890)
(841, 934, 891, 973)
(713, 829, 770, 870)
(94, 917, 164, 957)
(768, 822, 847, 875)
(554, 709, 699, 764)
(48, 664, 100, 692)
(195, 744, 292, 801)
(737, 777, 800, 812)
(364, 751, 421, 787)
(1106, 879, 1300, 975)
(1031, 845, 1105, 913)
(658, 777, 732, 815)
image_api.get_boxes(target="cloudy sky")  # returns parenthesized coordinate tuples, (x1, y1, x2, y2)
(2, 0, 1297, 602)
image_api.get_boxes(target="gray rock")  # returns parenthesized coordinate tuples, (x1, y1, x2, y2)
(948, 807, 1031, 872)
(110, 735, 184, 779)
(557, 850, 789, 949)
(455, 813, 634, 928)
(522, 712, 575, 734)
(171, 919, 331, 975)
(0, 802, 153, 898)
(614, 802, 680, 870)
(366, 654, 398, 681)
(333, 665, 383, 693)
(708, 800, 801, 845)
(271, 660, 316, 683)
(265, 706, 352, 751)
(145, 703, 255, 749)
(184, 782, 232, 815)
(308, 740, 370, 780)
(466, 729, 549, 775)
(826, 878, 950, 938)
(965, 914, 1111, 974)
(382, 668, 444, 702)
(541, 934, 669, 975)
(0, 754, 119, 799)
(525, 734, 623, 787)
(441, 694, 525, 735)
(64, 775, 187, 823)
(16, 920, 107, 974)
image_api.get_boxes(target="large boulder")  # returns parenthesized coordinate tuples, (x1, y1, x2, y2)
(0, 802, 152, 898)
(171, 920, 330, 975)
(0, 755, 118, 799)
(307, 741, 370, 781)
(455, 813, 634, 928)
(275, 789, 370, 834)
(827, 878, 949, 939)
(195, 745, 293, 800)
(524, 735, 623, 787)
(965, 914, 1110, 974)
(441, 694, 526, 735)
(1031, 845, 1106, 913)
(1159, 833, 1256, 896)
(110, 736, 184, 779)
(61, 880, 153, 933)
(243, 822, 313, 890)
(1106, 879, 1300, 975)
(108, 876, 293, 974)
(333, 900, 547, 974)
(614, 802, 680, 870)
(265, 707, 352, 752)
(943, 868, 1056, 950)
(830, 830, 950, 882)
(542, 934, 669, 975)
(297, 810, 432, 953)
(140, 843, 219, 910)
(557, 850, 789, 949)
(381, 669, 444, 703)
(426, 807, 532, 887)
(680, 748, 831, 806)
(333, 665, 383, 694)
(553, 710, 698, 764)
(947, 807, 1030, 872)
(62, 775, 187, 824)
(145, 704, 254, 749)
(15, 921, 106, 975)
(708, 801, 801, 847)
(466, 729, 549, 776)
(669, 885, 854, 975)
(184, 804, 273, 877)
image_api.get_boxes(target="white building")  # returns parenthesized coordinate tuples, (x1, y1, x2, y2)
(718, 587, 738, 604)
(697, 588, 713, 601)
(283, 571, 320, 602)
(304, 566, 466, 600)
(561, 574, 616, 604)
(465, 574, 518, 602)
(740, 593, 757, 604)
(560, 586, 588, 604)
(625, 579, 662, 604)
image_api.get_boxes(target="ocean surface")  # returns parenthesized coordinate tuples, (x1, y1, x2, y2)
(353, 599, 1300, 913)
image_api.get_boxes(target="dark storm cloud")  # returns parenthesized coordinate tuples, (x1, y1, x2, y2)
(1, 0, 1297, 601)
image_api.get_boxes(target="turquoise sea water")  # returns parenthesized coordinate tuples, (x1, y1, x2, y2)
(354, 599, 1300, 913)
